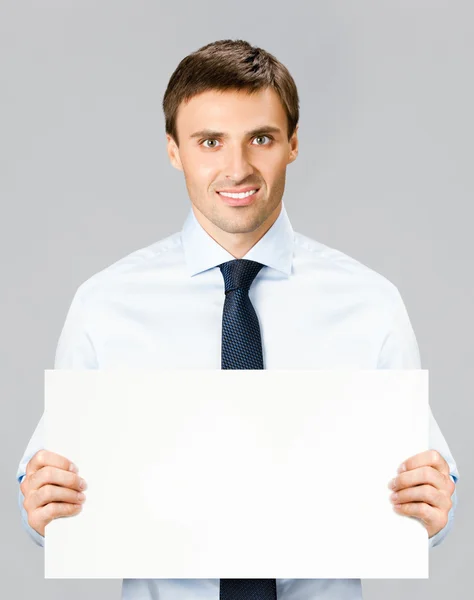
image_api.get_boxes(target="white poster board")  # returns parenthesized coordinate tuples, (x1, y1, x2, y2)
(44, 369, 428, 579)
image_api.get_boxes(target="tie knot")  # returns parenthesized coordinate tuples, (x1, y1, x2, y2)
(219, 259, 264, 294)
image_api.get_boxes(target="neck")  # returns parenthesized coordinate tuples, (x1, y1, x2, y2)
(192, 201, 282, 259)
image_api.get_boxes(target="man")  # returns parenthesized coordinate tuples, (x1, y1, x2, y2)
(17, 39, 459, 600)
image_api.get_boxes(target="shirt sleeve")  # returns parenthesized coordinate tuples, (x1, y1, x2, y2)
(16, 284, 98, 547)
(376, 285, 460, 549)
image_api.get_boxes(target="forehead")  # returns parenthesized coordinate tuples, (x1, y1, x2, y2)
(176, 87, 287, 134)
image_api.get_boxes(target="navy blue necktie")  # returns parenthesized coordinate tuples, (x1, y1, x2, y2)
(218, 259, 277, 600)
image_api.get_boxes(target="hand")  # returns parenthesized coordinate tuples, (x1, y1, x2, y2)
(20, 449, 87, 537)
(388, 450, 455, 538)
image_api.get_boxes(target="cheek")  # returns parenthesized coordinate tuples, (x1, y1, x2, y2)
(259, 156, 288, 183)
(182, 155, 215, 184)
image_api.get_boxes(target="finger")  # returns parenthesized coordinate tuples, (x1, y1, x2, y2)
(25, 449, 79, 481)
(32, 501, 84, 530)
(30, 464, 86, 495)
(391, 465, 446, 492)
(398, 450, 450, 478)
(392, 501, 438, 527)
(33, 484, 86, 510)
(390, 484, 452, 511)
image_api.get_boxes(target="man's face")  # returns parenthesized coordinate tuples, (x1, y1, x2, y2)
(166, 87, 298, 235)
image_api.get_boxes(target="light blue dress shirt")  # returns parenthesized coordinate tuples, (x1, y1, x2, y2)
(17, 201, 459, 600)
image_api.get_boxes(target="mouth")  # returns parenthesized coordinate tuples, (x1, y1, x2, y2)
(216, 188, 260, 206)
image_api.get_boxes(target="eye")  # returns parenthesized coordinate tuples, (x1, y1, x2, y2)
(252, 135, 273, 146)
(201, 139, 221, 149)
(200, 135, 274, 149)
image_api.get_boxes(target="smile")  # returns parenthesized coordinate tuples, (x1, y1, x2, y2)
(218, 189, 258, 199)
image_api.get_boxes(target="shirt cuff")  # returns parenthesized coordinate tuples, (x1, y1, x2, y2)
(18, 475, 45, 548)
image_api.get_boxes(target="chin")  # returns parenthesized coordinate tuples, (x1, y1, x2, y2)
(218, 214, 267, 234)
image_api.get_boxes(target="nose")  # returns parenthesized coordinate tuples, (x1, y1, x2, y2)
(224, 145, 254, 182)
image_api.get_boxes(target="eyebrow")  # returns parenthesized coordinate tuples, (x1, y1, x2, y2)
(189, 125, 282, 140)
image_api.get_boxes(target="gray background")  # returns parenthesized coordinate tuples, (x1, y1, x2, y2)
(2, 0, 472, 598)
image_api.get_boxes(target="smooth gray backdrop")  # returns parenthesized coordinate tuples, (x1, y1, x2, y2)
(2, 1, 472, 599)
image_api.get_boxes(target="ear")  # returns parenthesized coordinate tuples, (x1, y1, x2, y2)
(166, 134, 183, 171)
(287, 124, 299, 164)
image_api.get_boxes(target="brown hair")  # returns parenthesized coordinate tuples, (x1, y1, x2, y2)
(162, 39, 299, 146)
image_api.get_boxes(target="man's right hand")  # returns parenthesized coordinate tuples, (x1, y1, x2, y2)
(20, 449, 87, 537)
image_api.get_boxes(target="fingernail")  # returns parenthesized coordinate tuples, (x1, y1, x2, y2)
(79, 478, 87, 490)
(69, 463, 79, 473)
(397, 463, 406, 473)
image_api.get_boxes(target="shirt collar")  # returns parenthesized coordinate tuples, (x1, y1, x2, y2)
(181, 200, 294, 278)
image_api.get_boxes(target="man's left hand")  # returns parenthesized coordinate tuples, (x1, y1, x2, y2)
(388, 450, 455, 538)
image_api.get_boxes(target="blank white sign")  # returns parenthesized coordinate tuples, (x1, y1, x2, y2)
(44, 369, 428, 579)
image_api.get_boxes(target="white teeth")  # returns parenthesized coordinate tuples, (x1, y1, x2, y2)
(218, 189, 257, 199)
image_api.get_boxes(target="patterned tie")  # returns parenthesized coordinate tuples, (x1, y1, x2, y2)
(218, 259, 277, 600)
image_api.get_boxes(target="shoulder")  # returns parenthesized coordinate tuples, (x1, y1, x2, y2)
(293, 230, 404, 311)
(72, 231, 182, 306)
